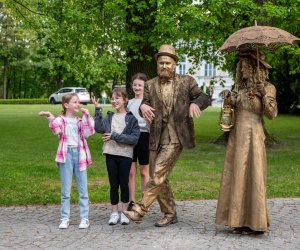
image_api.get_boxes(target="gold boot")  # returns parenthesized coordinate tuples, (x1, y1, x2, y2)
(154, 215, 178, 227)
(123, 210, 143, 223)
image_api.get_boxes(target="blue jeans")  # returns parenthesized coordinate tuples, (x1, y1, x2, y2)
(59, 147, 89, 220)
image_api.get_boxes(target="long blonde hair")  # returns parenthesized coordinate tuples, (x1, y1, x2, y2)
(61, 93, 78, 115)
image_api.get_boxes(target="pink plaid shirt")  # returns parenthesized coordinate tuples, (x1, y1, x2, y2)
(47, 109, 95, 171)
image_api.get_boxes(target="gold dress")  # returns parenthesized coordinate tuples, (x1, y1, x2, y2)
(216, 83, 277, 231)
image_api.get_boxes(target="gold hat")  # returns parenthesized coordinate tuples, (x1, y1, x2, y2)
(239, 50, 272, 69)
(155, 44, 178, 62)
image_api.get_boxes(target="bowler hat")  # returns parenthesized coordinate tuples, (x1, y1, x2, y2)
(155, 44, 178, 62)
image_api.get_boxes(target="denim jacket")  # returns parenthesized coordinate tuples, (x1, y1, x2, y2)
(94, 108, 140, 145)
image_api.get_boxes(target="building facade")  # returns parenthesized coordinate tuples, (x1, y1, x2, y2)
(176, 55, 234, 102)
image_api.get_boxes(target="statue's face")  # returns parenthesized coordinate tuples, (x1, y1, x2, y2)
(157, 56, 176, 79)
(241, 60, 251, 80)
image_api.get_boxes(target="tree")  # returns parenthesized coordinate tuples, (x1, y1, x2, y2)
(259, 1, 300, 114)
(1, 0, 299, 114)
(124, 0, 157, 96)
(2, 0, 126, 97)
(0, 3, 16, 99)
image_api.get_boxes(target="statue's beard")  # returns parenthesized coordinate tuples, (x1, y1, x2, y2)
(158, 68, 174, 80)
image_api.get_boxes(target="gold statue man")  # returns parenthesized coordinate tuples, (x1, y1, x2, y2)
(124, 44, 209, 226)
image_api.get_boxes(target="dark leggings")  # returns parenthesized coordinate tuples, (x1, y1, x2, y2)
(106, 154, 132, 205)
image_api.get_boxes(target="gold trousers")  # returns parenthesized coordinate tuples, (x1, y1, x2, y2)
(134, 144, 182, 217)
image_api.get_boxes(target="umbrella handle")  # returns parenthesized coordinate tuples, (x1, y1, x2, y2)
(256, 48, 259, 71)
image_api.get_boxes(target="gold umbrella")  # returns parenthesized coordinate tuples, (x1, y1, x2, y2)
(220, 21, 300, 53)
(220, 21, 300, 71)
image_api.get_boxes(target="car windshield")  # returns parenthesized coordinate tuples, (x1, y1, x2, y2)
(75, 89, 88, 93)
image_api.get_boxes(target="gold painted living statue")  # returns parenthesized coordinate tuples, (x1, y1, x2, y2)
(215, 50, 278, 234)
(124, 44, 210, 227)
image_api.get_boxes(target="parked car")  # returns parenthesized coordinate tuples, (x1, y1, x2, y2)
(49, 87, 90, 105)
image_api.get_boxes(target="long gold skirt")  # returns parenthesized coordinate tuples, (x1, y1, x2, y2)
(216, 109, 270, 231)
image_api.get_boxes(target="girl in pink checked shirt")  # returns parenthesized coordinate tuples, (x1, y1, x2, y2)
(39, 93, 95, 230)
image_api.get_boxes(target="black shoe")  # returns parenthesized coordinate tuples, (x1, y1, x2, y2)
(128, 201, 135, 211)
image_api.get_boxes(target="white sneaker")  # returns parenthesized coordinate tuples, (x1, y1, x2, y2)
(78, 218, 90, 229)
(120, 212, 130, 225)
(59, 219, 69, 229)
(108, 212, 119, 225)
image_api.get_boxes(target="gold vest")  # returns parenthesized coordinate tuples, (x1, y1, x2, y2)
(159, 80, 179, 145)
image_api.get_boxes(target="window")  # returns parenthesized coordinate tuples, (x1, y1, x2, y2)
(204, 64, 216, 77)
(76, 88, 88, 93)
(177, 55, 186, 75)
(178, 64, 186, 75)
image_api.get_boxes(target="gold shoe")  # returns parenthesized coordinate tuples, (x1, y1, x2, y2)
(154, 216, 178, 227)
(242, 227, 265, 235)
(123, 210, 143, 223)
(230, 227, 244, 234)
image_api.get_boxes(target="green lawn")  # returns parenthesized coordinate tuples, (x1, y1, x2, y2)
(0, 104, 299, 205)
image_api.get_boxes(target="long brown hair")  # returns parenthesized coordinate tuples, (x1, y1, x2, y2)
(61, 93, 78, 115)
(112, 87, 128, 108)
(131, 72, 148, 83)
(236, 54, 269, 91)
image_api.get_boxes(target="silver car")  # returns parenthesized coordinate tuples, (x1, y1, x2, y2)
(49, 87, 90, 105)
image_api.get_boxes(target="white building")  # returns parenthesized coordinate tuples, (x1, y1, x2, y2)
(176, 55, 234, 101)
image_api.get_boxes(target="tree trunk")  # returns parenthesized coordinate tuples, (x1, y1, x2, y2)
(2, 57, 9, 99)
(55, 65, 64, 89)
(213, 131, 230, 146)
(125, 47, 157, 98)
(262, 118, 279, 147)
(125, 0, 157, 98)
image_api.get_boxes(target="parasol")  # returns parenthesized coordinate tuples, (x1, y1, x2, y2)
(220, 21, 300, 52)
(219, 21, 300, 69)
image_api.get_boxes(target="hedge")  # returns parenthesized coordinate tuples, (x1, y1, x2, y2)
(0, 99, 49, 104)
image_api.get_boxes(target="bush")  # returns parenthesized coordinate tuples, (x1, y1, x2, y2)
(0, 99, 49, 104)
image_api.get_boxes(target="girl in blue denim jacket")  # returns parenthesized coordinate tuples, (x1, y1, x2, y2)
(92, 88, 140, 225)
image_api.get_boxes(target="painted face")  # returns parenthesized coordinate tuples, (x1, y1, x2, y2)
(64, 95, 81, 114)
(241, 60, 251, 80)
(111, 92, 127, 112)
(157, 56, 176, 79)
(132, 79, 145, 98)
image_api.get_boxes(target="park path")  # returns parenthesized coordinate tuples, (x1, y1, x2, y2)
(1, 198, 299, 249)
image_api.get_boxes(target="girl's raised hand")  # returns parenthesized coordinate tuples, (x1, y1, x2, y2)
(38, 111, 52, 117)
(91, 96, 101, 108)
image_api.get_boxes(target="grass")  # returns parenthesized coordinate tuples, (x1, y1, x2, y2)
(0, 104, 299, 206)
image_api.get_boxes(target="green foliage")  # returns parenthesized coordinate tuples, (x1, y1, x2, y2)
(0, 105, 299, 205)
(1, 0, 299, 112)
(259, 1, 300, 114)
(1, 0, 127, 98)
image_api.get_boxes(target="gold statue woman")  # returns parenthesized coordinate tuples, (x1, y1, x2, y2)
(216, 50, 277, 234)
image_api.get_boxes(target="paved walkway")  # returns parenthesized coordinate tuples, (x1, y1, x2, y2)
(1, 198, 299, 249)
